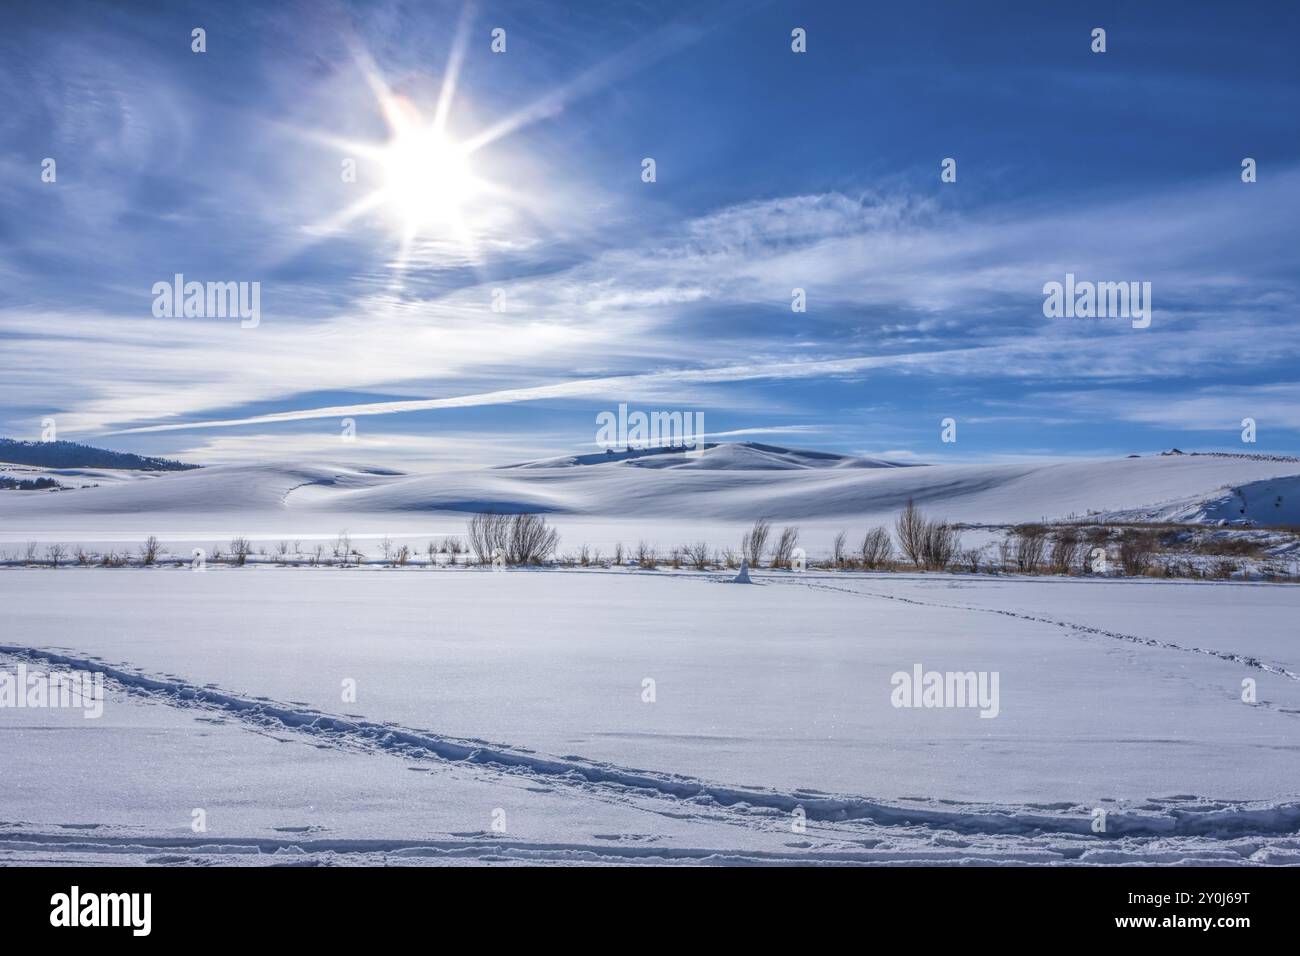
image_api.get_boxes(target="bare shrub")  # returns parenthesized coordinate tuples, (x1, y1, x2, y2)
(1119, 531, 1158, 575)
(772, 525, 800, 569)
(75, 546, 91, 567)
(613, 542, 625, 566)
(23, 541, 38, 564)
(578, 544, 591, 567)
(895, 500, 926, 567)
(959, 548, 983, 573)
(832, 530, 847, 568)
(229, 536, 253, 567)
(395, 544, 411, 566)
(720, 547, 737, 569)
(333, 531, 352, 565)
(920, 520, 960, 571)
(1048, 530, 1079, 576)
(635, 541, 657, 569)
(685, 541, 710, 570)
(741, 518, 771, 568)
(1010, 525, 1048, 574)
(46, 543, 67, 567)
(860, 527, 893, 569)
(505, 513, 559, 565)
(466, 513, 510, 565)
(139, 535, 161, 566)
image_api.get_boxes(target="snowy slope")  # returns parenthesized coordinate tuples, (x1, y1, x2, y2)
(1, 445, 1298, 534)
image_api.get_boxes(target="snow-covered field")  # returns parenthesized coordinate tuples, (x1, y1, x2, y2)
(3, 566, 1299, 866)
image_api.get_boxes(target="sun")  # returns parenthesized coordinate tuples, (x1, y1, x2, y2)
(377, 119, 481, 231)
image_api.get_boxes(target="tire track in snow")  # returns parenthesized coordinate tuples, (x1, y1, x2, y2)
(769, 575, 1300, 683)
(4, 642, 1300, 841)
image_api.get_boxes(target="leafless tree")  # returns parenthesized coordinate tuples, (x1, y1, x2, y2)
(613, 542, 625, 566)
(46, 543, 67, 567)
(772, 525, 800, 569)
(920, 520, 960, 571)
(896, 500, 926, 567)
(1048, 531, 1079, 575)
(860, 527, 893, 569)
(229, 536, 253, 567)
(832, 530, 847, 568)
(505, 513, 559, 565)
(686, 541, 710, 570)
(1011, 525, 1048, 573)
(1119, 531, 1158, 575)
(139, 535, 161, 566)
(741, 518, 771, 567)
(466, 513, 510, 564)
(635, 541, 657, 569)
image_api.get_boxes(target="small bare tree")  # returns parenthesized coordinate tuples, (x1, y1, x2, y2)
(635, 541, 657, 569)
(896, 500, 926, 568)
(1119, 531, 1157, 576)
(686, 541, 710, 570)
(1011, 525, 1048, 573)
(741, 518, 771, 567)
(505, 513, 560, 565)
(139, 535, 161, 566)
(772, 526, 800, 569)
(832, 530, 847, 568)
(613, 542, 625, 566)
(1048, 530, 1079, 576)
(860, 527, 893, 569)
(229, 536, 253, 567)
(466, 513, 510, 564)
(46, 543, 67, 567)
(920, 520, 960, 571)
(334, 531, 352, 565)
(23, 541, 38, 564)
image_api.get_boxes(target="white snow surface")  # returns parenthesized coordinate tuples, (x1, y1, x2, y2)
(3, 567, 1299, 866)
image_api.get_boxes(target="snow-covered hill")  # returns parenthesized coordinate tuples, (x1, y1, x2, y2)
(2, 444, 1299, 535)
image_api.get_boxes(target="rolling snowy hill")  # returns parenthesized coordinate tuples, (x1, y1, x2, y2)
(2, 443, 1298, 537)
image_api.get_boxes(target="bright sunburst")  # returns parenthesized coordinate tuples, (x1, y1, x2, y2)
(373, 99, 482, 233)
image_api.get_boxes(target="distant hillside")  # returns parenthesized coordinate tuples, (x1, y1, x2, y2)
(0, 438, 198, 471)
(501, 441, 922, 471)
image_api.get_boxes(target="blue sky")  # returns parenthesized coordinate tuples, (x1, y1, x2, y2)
(1, 0, 1297, 467)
